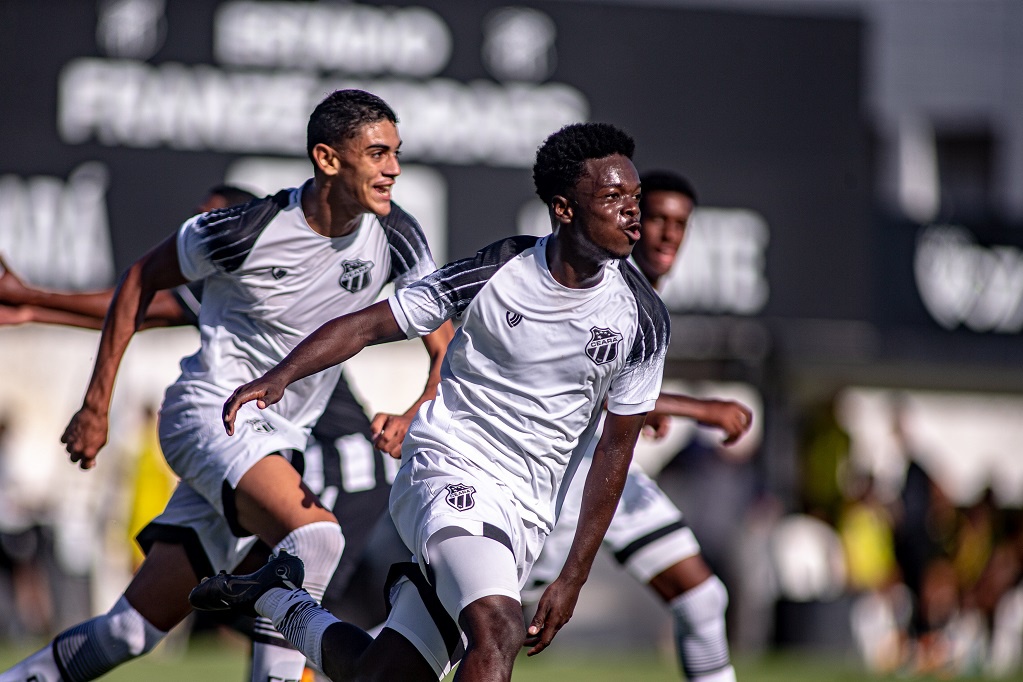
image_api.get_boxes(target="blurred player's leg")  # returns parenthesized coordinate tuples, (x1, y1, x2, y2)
(652, 559, 735, 682)
(250, 520, 345, 682)
(0, 541, 193, 682)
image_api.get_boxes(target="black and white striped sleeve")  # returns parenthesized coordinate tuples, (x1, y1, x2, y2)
(176, 192, 287, 280)
(380, 202, 437, 289)
(607, 262, 671, 415)
(388, 235, 538, 338)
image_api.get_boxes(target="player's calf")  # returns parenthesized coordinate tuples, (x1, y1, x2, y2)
(0, 595, 167, 682)
(670, 575, 735, 682)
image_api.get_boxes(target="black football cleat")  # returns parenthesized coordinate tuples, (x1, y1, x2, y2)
(189, 550, 305, 617)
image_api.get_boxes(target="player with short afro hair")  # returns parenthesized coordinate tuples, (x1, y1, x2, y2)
(533, 122, 636, 204)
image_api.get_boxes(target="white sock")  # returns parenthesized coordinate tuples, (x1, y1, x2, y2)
(0, 596, 167, 682)
(266, 589, 340, 672)
(246, 522, 344, 682)
(254, 587, 291, 619)
(250, 640, 306, 682)
(669, 575, 735, 682)
(275, 521, 345, 604)
(0, 645, 61, 682)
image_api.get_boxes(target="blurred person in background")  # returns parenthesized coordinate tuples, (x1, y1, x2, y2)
(797, 394, 851, 528)
(0, 414, 56, 641)
(125, 403, 177, 572)
(523, 170, 752, 682)
(0, 89, 453, 682)
(838, 466, 910, 674)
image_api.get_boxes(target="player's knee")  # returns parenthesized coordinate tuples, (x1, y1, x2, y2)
(275, 520, 345, 601)
(460, 597, 524, 658)
(674, 575, 729, 632)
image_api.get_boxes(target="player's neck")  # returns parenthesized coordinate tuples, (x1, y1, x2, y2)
(546, 233, 608, 289)
(302, 180, 364, 238)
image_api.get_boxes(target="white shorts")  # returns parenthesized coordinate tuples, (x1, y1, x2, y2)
(386, 449, 544, 676)
(158, 380, 308, 524)
(137, 482, 261, 576)
(524, 456, 700, 603)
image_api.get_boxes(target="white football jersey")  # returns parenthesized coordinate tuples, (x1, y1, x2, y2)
(174, 181, 436, 432)
(389, 235, 669, 531)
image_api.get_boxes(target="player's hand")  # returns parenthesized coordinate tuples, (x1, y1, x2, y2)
(524, 578, 580, 656)
(0, 303, 31, 326)
(61, 407, 109, 470)
(0, 255, 31, 306)
(700, 400, 753, 445)
(641, 412, 672, 440)
(370, 412, 411, 458)
(222, 372, 288, 435)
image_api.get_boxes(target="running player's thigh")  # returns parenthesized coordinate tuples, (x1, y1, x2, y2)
(428, 530, 520, 619)
(233, 454, 337, 545)
(124, 541, 200, 631)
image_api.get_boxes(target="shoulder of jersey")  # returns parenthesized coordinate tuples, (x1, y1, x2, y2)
(378, 201, 419, 230)
(193, 190, 291, 272)
(618, 259, 670, 325)
(477, 234, 542, 264)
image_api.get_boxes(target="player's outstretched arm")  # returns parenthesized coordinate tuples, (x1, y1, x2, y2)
(61, 236, 187, 470)
(0, 303, 104, 330)
(371, 319, 455, 457)
(223, 300, 406, 435)
(526, 411, 647, 656)
(0, 253, 189, 329)
(648, 393, 753, 445)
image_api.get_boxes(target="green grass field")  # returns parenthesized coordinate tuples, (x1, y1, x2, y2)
(0, 638, 996, 681)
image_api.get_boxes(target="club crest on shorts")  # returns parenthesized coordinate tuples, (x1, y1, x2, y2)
(506, 310, 523, 327)
(585, 326, 623, 365)
(445, 483, 476, 511)
(247, 418, 276, 434)
(338, 259, 374, 293)
(271, 267, 287, 280)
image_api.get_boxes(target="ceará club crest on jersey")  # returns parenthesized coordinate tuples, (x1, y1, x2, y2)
(338, 259, 374, 293)
(445, 483, 476, 511)
(585, 326, 624, 365)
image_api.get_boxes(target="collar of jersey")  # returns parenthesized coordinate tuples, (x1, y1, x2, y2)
(535, 235, 618, 296)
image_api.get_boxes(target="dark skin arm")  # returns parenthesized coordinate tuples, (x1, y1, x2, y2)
(525, 410, 647, 655)
(222, 300, 407, 435)
(60, 236, 188, 469)
(370, 320, 455, 457)
(643, 393, 752, 444)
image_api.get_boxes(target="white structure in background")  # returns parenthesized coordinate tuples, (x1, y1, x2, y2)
(838, 387, 1023, 506)
(97, 0, 166, 60)
(0, 163, 115, 290)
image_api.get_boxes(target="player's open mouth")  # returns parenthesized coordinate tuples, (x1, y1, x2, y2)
(374, 184, 392, 198)
(624, 223, 642, 241)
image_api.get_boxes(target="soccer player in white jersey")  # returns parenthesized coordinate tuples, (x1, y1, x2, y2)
(188, 122, 670, 682)
(0, 186, 410, 679)
(0, 89, 453, 682)
(524, 170, 751, 682)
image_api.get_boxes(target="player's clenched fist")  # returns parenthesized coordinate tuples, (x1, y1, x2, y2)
(61, 407, 108, 470)
(370, 412, 412, 458)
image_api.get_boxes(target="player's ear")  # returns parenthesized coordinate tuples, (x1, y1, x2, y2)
(311, 143, 341, 177)
(551, 195, 573, 225)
